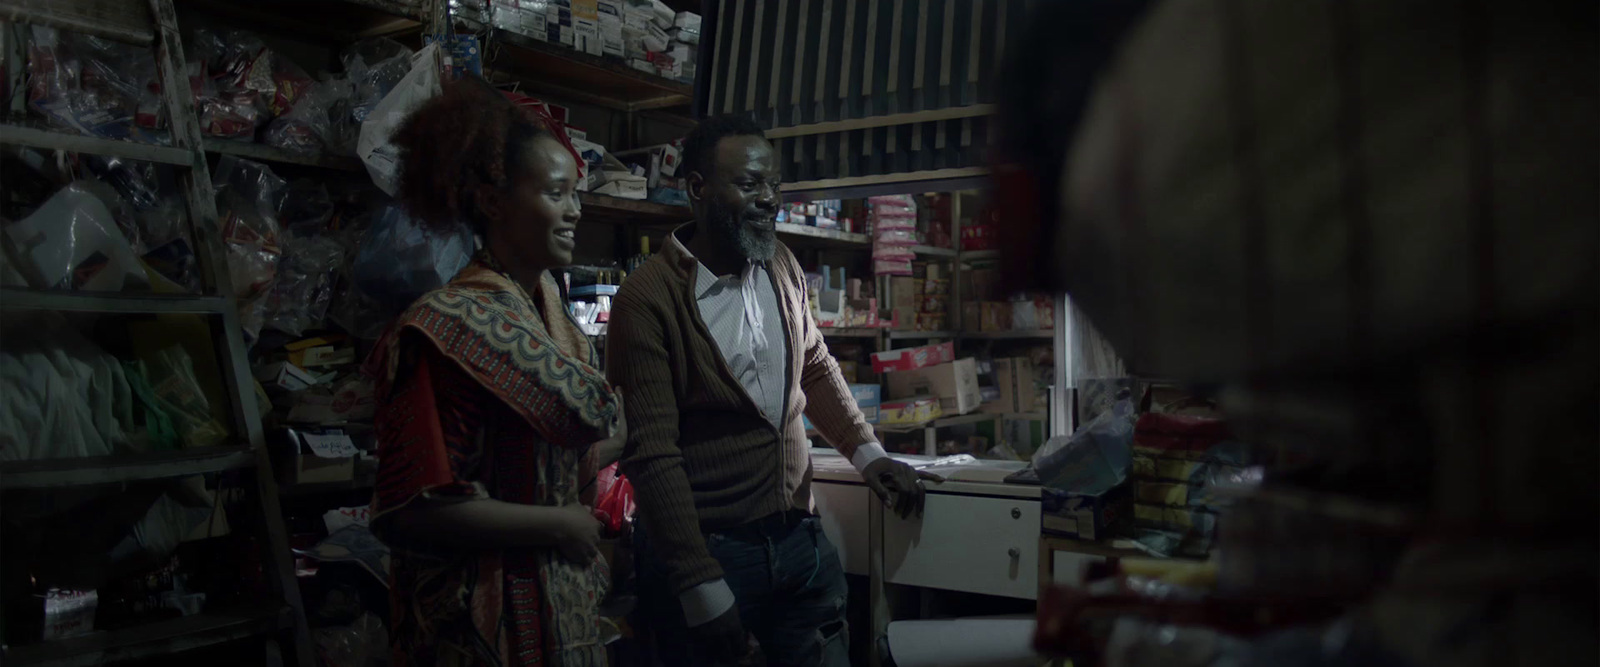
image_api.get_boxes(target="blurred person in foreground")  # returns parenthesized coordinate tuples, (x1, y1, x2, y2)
(364, 76, 624, 666)
(995, 1, 1596, 664)
(606, 115, 939, 666)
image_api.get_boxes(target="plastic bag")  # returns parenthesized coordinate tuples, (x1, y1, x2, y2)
(592, 463, 635, 535)
(0, 316, 135, 462)
(342, 38, 414, 124)
(190, 28, 273, 137)
(280, 179, 337, 237)
(358, 43, 442, 195)
(213, 157, 287, 340)
(352, 203, 472, 313)
(3, 181, 148, 291)
(265, 78, 351, 154)
(27, 27, 163, 142)
(1033, 395, 1135, 494)
(134, 346, 228, 449)
(265, 236, 345, 336)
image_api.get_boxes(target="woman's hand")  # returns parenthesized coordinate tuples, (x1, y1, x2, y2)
(554, 504, 604, 563)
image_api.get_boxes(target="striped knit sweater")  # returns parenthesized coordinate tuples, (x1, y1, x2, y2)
(606, 230, 876, 594)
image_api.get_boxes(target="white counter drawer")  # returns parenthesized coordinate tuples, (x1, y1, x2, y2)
(884, 493, 1040, 600)
(812, 482, 871, 576)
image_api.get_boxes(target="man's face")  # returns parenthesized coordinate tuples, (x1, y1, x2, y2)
(693, 134, 781, 261)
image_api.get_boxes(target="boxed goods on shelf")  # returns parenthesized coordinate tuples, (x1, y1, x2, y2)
(981, 357, 1040, 414)
(886, 358, 983, 416)
(870, 341, 955, 373)
(881, 396, 942, 425)
(802, 383, 882, 431)
(273, 427, 361, 484)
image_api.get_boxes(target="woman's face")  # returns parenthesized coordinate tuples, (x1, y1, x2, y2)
(483, 133, 583, 270)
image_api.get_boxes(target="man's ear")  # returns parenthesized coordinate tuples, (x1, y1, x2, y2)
(473, 184, 502, 227)
(686, 171, 706, 203)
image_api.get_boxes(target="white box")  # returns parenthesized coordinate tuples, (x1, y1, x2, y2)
(575, 18, 602, 55)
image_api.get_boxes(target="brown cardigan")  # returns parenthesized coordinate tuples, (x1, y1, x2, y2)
(606, 229, 876, 594)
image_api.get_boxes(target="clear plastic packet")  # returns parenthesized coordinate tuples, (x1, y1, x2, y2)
(189, 28, 271, 137)
(3, 181, 148, 291)
(212, 157, 287, 334)
(135, 346, 229, 449)
(279, 179, 336, 236)
(265, 79, 349, 154)
(26, 27, 164, 142)
(267, 54, 314, 117)
(341, 38, 414, 125)
(265, 236, 345, 336)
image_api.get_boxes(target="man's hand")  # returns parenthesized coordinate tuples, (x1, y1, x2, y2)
(691, 605, 748, 663)
(863, 458, 944, 519)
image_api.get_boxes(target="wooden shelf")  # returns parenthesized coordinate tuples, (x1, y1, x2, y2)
(874, 412, 1001, 433)
(964, 330, 1054, 340)
(0, 288, 230, 315)
(175, 0, 425, 43)
(1, 121, 191, 166)
(911, 245, 958, 257)
(819, 327, 882, 338)
(580, 193, 691, 227)
(959, 249, 1000, 261)
(474, 24, 693, 112)
(0, 0, 156, 46)
(888, 330, 957, 340)
(774, 223, 871, 247)
(3, 605, 291, 667)
(205, 140, 364, 172)
(0, 447, 257, 490)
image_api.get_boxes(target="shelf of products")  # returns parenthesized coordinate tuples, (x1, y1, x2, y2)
(2, 605, 293, 667)
(1, 121, 192, 166)
(0, 288, 231, 315)
(0, 448, 258, 490)
(0, 0, 158, 46)
(775, 222, 872, 247)
(579, 194, 691, 227)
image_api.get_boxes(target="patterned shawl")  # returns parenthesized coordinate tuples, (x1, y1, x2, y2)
(367, 256, 616, 450)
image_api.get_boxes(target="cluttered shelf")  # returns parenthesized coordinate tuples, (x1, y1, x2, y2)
(0, 0, 157, 46)
(0, 604, 293, 667)
(819, 327, 882, 339)
(0, 288, 232, 315)
(966, 330, 1054, 340)
(464, 22, 694, 112)
(0, 120, 192, 166)
(579, 193, 690, 227)
(0, 447, 258, 490)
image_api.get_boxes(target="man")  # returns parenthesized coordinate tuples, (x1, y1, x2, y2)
(607, 114, 937, 666)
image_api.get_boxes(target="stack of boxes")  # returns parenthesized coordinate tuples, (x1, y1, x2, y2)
(891, 262, 950, 332)
(779, 199, 845, 230)
(485, 0, 699, 83)
(960, 262, 1056, 333)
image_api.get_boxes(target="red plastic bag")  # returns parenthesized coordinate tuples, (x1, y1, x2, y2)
(591, 463, 635, 536)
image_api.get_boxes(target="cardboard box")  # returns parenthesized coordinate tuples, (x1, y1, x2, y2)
(1041, 483, 1132, 541)
(982, 357, 1040, 414)
(256, 360, 316, 391)
(870, 341, 954, 373)
(980, 301, 1012, 332)
(881, 396, 943, 425)
(803, 383, 881, 430)
(886, 358, 983, 416)
(275, 428, 358, 485)
(890, 276, 921, 311)
(575, 18, 603, 55)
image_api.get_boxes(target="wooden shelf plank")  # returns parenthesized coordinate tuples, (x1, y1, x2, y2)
(0, 447, 257, 490)
(911, 245, 958, 257)
(0, 288, 230, 315)
(3, 605, 290, 667)
(964, 330, 1055, 340)
(819, 327, 882, 338)
(1, 122, 191, 166)
(475, 25, 693, 112)
(204, 140, 364, 172)
(959, 249, 1000, 261)
(775, 223, 871, 247)
(887, 330, 957, 340)
(0, 0, 156, 46)
(579, 193, 691, 227)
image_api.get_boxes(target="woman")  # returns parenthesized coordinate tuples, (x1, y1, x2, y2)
(365, 76, 622, 667)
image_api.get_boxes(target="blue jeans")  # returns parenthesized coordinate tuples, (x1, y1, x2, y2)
(636, 512, 851, 667)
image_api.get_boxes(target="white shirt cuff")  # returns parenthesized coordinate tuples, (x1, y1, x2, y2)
(849, 441, 889, 474)
(680, 578, 736, 627)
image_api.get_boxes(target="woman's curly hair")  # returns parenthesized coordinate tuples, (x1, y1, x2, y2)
(390, 76, 551, 232)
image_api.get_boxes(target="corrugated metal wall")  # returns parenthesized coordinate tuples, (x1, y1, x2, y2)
(700, 0, 1027, 185)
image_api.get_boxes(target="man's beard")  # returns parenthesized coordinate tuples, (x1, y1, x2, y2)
(706, 198, 776, 262)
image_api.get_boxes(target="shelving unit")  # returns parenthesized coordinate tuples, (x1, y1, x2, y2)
(0, 0, 313, 663)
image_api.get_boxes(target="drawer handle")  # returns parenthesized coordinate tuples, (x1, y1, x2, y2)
(1008, 547, 1021, 559)
(1011, 507, 1021, 520)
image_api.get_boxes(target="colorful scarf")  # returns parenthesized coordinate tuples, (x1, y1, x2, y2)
(367, 255, 616, 450)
